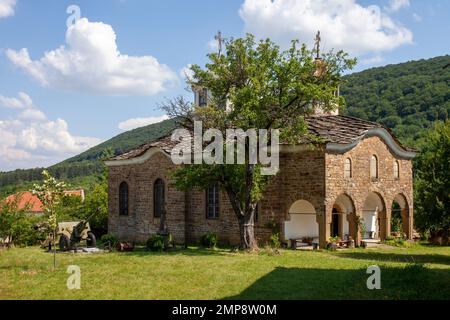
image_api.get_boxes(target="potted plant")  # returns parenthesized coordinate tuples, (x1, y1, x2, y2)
(328, 236, 340, 250)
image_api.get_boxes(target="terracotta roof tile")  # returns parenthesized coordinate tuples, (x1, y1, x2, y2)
(5, 191, 44, 213)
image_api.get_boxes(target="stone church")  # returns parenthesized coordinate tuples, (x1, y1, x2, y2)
(106, 46, 416, 249)
(106, 104, 415, 249)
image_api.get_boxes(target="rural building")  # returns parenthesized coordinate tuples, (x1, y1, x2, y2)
(105, 99, 416, 249)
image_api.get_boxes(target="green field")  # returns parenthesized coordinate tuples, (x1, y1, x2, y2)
(0, 244, 449, 300)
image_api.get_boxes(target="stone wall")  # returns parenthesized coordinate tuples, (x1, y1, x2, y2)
(324, 136, 414, 246)
(107, 136, 413, 248)
(108, 151, 186, 243)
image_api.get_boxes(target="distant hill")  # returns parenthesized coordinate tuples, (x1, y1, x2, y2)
(341, 55, 449, 147)
(1, 55, 449, 196)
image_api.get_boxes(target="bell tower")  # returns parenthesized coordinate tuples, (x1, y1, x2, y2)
(312, 31, 339, 116)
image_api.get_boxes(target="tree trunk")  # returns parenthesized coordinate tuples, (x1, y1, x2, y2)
(226, 189, 258, 250)
(239, 212, 258, 250)
(53, 227, 56, 270)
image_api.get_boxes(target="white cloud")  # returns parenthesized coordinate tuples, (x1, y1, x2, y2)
(18, 108, 47, 121)
(386, 0, 410, 12)
(0, 0, 16, 18)
(0, 92, 102, 170)
(239, 0, 413, 55)
(0, 92, 32, 109)
(6, 17, 177, 96)
(179, 64, 194, 81)
(118, 115, 169, 131)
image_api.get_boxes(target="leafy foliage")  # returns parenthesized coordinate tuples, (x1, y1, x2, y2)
(31, 170, 67, 232)
(146, 235, 165, 252)
(0, 194, 43, 246)
(200, 232, 218, 248)
(414, 121, 450, 237)
(100, 233, 119, 247)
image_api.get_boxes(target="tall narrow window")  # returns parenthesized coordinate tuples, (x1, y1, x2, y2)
(394, 160, 400, 179)
(206, 183, 220, 219)
(154, 179, 165, 218)
(119, 181, 129, 216)
(344, 158, 352, 178)
(198, 88, 208, 107)
(370, 155, 378, 179)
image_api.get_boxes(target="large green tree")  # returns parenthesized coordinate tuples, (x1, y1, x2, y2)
(163, 34, 355, 249)
(0, 194, 30, 246)
(414, 121, 450, 239)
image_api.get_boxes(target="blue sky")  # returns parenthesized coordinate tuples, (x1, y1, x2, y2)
(0, 0, 448, 171)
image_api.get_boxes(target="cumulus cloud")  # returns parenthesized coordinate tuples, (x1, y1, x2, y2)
(386, 0, 410, 12)
(118, 115, 169, 131)
(0, 93, 101, 170)
(239, 0, 413, 55)
(5, 18, 177, 95)
(0, 0, 16, 18)
(0, 92, 32, 109)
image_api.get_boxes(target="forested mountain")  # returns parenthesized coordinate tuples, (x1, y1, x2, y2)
(0, 55, 449, 196)
(341, 55, 449, 147)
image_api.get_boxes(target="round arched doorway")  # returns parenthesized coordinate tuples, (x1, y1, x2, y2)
(331, 194, 356, 241)
(391, 193, 410, 238)
(362, 192, 386, 240)
(284, 200, 319, 246)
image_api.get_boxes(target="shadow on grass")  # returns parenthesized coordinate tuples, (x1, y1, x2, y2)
(224, 265, 449, 300)
(332, 251, 450, 265)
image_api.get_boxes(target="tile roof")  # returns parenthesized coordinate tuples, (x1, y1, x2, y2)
(5, 191, 44, 213)
(4, 190, 86, 214)
(109, 115, 412, 161)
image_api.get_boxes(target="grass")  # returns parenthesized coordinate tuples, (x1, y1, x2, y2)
(0, 244, 449, 300)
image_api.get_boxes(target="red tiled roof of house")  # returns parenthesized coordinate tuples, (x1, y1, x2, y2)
(4, 189, 85, 214)
(5, 191, 44, 213)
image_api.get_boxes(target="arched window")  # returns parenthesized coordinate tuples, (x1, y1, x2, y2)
(154, 179, 165, 218)
(206, 183, 220, 219)
(344, 158, 352, 178)
(370, 155, 378, 179)
(394, 160, 400, 179)
(119, 182, 129, 216)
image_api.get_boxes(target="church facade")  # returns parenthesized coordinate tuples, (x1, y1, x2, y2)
(105, 111, 416, 249)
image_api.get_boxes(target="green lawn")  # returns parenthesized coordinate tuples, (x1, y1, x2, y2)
(0, 244, 449, 300)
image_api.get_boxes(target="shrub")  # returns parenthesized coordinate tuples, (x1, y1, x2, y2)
(101, 233, 118, 247)
(269, 233, 281, 249)
(200, 232, 218, 248)
(266, 219, 281, 248)
(146, 235, 165, 251)
(383, 237, 414, 248)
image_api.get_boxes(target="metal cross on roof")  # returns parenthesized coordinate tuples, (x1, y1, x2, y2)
(214, 31, 223, 56)
(314, 30, 321, 59)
